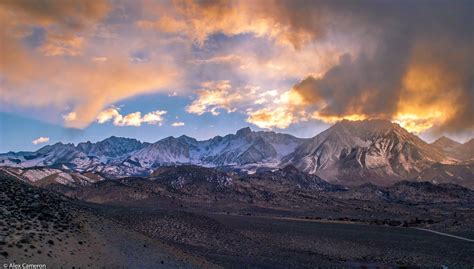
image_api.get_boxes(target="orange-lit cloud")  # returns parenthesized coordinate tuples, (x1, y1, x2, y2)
(137, 15, 187, 33)
(394, 60, 460, 133)
(0, 0, 472, 139)
(186, 81, 242, 115)
(246, 108, 297, 129)
(246, 90, 308, 129)
(0, 0, 108, 56)
(0, 47, 179, 128)
(137, 0, 321, 49)
(39, 35, 84, 56)
(289, 30, 474, 134)
(0, 0, 180, 128)
(185, 80, 308, 129)
(178, 0, 472, 135)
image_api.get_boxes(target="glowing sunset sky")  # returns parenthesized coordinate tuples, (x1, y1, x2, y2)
(0, 0, 473, 151)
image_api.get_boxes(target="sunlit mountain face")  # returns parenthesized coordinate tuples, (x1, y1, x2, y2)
(0, 0, 473, 151)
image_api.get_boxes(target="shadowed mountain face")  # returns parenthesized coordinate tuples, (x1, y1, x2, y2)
(0, 119, 472, 188)
(415, 162, 474, 189)
(4, 164, 473, 209)
(77, 136, 147, 158)
(431, 136, 462, 152)
(431, 137, 474, 162)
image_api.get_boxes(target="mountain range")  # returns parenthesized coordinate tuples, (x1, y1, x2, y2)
(431, 136, 474, 162)
(1, 119, 473, 188)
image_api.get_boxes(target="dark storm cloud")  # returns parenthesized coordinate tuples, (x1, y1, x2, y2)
(285, 0, 474, 133)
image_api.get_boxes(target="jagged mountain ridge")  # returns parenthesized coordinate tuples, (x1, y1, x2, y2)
(77, 136, 147, 159)
(128, 127, 304, 169)
(0, 119, 472, 188)
(0, 128, 304, 176)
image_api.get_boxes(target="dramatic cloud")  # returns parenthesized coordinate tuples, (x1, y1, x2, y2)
(0, 0, 472, 138)
(96, 107, 167, 127)
(137, 0, 324, 48)
(281, 0, 473, 135)
(184, 78, 308, 129)
(0, 0, 109, 57)
(154, 0, 470, 135)
(292, 52, 402, 123)
(0, 0, 180, 128)
(32, 137, 49, 145)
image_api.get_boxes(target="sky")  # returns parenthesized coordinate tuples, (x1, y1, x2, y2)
(0, 0, 473, 152)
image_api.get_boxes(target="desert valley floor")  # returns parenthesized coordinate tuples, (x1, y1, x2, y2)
(1, 168, 473, 268)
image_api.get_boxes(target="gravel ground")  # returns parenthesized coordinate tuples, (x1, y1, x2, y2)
(92, 204, 474, 268)
(0, 172, 216, 268)
(2, 169, 473, 268)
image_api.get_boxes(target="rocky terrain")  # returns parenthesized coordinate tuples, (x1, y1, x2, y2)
(19, 165, 469, 235)
(431, 136, 474, 161)
(1, 164, 473, 268)
(0, 171, 216, 268)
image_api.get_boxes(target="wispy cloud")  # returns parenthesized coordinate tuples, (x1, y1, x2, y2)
(92, 57, 107, 62)
(171, 122, 185, 127)
(32, 137, 49, 145)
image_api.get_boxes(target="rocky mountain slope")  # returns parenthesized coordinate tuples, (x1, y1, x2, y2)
(0, 166, 102, 187)
(431, 136, 474, 161)
(23, 164, 473, 240)
(4, 168, 472, 268)
(283, 120, 448, 185)
(127, 127, 304, 169)
(77, 136, 147, 159)
(415, 162, 474, 189)
(15, 164, 471, 212)
(431, 136, 462, 154)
